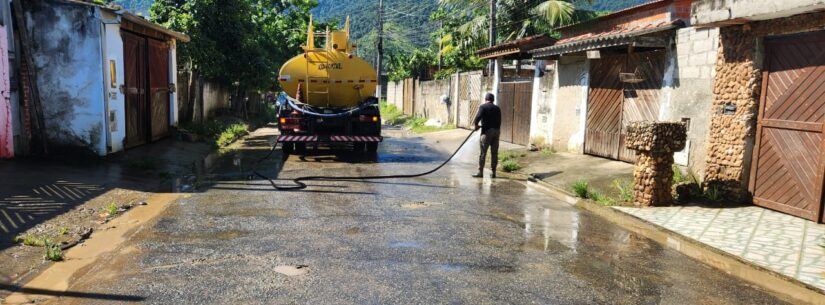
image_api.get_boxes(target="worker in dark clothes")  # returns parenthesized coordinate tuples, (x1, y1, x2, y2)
(473, 93, 502, 179)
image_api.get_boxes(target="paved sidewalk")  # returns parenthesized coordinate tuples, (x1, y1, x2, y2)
(616, 205, 825, 291)
(503, 147, 825, 296)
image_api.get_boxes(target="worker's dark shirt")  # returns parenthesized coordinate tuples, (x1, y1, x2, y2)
(473, 102, 502, 134)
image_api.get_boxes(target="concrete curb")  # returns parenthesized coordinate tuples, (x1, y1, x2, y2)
(525, 177, 825, 305)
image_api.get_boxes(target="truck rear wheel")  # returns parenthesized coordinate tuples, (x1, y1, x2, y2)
(295, 143, 307, 154)
(282, 142, 294, 155)
(366, 142, 378, 153)
(353, 143, 366, 152)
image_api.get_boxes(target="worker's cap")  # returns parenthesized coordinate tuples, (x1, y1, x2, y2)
(485, 93, 495, 102)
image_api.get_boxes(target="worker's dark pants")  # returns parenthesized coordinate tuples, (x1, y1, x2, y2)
(479, 128, 500, 173)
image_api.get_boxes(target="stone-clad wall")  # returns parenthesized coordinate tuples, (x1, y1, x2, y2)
(704, 11, 825, 200)
(703, 25, 760, 200)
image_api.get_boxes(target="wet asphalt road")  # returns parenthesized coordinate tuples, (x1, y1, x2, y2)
(58, 129, 788, 305)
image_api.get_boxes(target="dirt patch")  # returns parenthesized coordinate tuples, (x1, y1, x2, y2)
(0, 188, 150, 290)
(2, 193, 180, 305)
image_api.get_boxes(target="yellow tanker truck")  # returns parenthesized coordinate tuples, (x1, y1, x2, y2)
(276, 17, 382, 154)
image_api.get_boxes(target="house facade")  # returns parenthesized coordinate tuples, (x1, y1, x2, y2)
(4, 0, 187, 157)
(692, 0, 825, 222)
(475, 0, 825, 222)
(527, 0, 706, 168)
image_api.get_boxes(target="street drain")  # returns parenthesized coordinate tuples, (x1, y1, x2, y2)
(274, 265, 309, 276)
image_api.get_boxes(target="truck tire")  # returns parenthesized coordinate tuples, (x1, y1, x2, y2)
(366, 142, 378, 153)
(353, 143, 366, 152)
(282, 142, 294, 155)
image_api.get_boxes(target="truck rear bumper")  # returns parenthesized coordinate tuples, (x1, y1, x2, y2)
(278, 135, 383, 143)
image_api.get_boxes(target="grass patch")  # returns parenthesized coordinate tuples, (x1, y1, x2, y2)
(44, 241, 63, 261)
(498, 151, 521, 162)
(704, 185, 721, 202)
(59, 227, 70, 236)
(589, 192, 617, 206)
(404, 116, 455, 134)
(14, 234, 50, 247)
(571, 180, 591, 199)
(379, 102, 409, 125)
(216, 123, 249, 147)
(541, 147, 555, 156)
(500, 159, 522, 172)
(181, 120, 250, 147)
(613, 179, 634, 203)
(104, 201, 119, 217)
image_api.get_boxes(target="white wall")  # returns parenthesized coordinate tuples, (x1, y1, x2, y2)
(550, 56, 589, 153)
(169, 39, 179, 127)
(101, 10, 126, 153)
(25, 1, 107, 155)
(529, 60, 554, 146)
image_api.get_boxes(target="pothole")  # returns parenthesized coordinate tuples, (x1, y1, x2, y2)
(274, 265, 310, 276)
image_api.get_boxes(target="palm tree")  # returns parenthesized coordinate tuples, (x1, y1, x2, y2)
(439, 0, 593, 46)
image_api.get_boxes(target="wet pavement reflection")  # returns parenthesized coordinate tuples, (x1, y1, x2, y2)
(54, 130, 788, 305)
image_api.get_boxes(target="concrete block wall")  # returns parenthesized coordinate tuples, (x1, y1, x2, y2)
(385, 81, 403, 110)
(414, 79, 452, 125)
(662, 27, 719, 177)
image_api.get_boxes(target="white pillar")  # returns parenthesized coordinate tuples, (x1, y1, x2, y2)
(492, 59, 502, 104)
(169, 39, 179, 127)
(529, 60, 544, 142)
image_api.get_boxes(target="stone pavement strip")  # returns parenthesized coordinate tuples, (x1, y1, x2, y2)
(615, 205, 825, 291)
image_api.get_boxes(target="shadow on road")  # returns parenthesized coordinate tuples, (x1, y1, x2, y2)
(0, 284, 145, 302)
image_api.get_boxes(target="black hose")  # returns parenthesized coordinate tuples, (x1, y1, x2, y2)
(252, 129, 477, 190)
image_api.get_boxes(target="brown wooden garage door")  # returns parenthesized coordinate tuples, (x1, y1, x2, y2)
(123, 31, 148, 149)
(497, 82, 532, 145)
(618, 51, 665, 162)
(149, 38, 171, 141)
(585, 56, 624, 159)
(750, 31, 825, 222)
(586, 52, 665, 162)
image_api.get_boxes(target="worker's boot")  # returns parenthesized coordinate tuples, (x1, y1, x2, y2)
(472, 171, 483, 178)
(491, 171, 497, 179)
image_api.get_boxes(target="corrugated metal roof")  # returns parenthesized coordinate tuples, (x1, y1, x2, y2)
(476, 34, 557, 59)
(530, 19, 684, 58)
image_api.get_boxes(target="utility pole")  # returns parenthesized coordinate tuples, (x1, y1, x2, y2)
(438, 20, 443, 70)
(488, 0, 497, 76)
(376, 0, 384, 101)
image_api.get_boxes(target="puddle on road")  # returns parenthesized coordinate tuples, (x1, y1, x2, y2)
(204, 207, 290, 218)
(389, 241, 423, 249)
(432, 264, 470, 272)
(151, 229, 250, 241)
(400, 201, 444, 209)
(274, 265, 310, 276)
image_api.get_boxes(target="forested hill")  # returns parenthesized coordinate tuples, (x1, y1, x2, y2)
(577, 0, 650, 12)
(312, 0, 440, 66)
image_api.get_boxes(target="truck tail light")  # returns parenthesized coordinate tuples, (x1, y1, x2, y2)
(360, 115, 380, 123)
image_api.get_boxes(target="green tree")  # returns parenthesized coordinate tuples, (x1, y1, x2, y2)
(150, 0, 324, 91)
